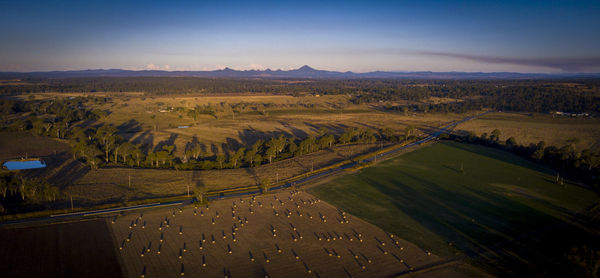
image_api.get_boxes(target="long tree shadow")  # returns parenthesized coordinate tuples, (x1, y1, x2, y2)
(154, 133, 178, 152)
(131, 130, 154, 149)
(116, 119, 143, 141)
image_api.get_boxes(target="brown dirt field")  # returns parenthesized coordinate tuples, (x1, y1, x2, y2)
(456, 112, 600, 151)
(64, 143, 384, 205)
(111, 190, 446, 278)
(0, 219, 123, 278)
(0, 132, 71, 160)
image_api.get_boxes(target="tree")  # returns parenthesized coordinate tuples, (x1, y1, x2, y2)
(83, 144, 102, 169)
(505, 137, 517, 148)
(379, 128, 394, 141)
(216, 153, 226, 169)
(490, 129, 501, 142)
(404, 125, 416, 141)
(318, 134, 335, 149)
(96, 125, 118, 163)
(253, 154, 263, 167)
(244, 148, 257, 166)
(287, 141, 298, 155)
(265, 147, 277, 164)
(531, 141, 546, 160)
(119, 142, 134, 164)
(131, 144, 144, 167)
(230, 148, 245, 168)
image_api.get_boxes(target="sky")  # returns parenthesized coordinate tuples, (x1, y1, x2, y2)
(1, 0, 599, 73)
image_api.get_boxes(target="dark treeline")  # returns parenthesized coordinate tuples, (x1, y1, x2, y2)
(0, 173, 59, 212)
(2, 78, 599, 113)
(353, 82, 600, 114)
(442, 130, 600, 187)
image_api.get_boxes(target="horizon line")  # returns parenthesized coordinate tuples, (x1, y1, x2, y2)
(1, 66, 600, 75)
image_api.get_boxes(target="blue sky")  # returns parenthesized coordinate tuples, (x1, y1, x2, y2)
(1, 0, 599, 73)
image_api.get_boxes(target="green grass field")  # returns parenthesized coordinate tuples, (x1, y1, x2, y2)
(309, 141, 599, 276)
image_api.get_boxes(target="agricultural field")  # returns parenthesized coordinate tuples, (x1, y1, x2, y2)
(0, 132, 70, 160)
(0, 219, 123, 278)
(111, 190, 486, 277)
(308, 141, 600, 277)
(456, 112, 600, 151)
(17, 92, 464, 157)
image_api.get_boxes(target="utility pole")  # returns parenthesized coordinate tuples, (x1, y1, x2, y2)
(276, 172, 279, 183)
(187, 184, 190, 197)
(70, 195, 74, 211)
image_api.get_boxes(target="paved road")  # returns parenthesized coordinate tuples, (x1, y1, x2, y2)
(1, 111, 492, 226)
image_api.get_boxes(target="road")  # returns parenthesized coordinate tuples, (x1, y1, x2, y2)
(1, 111, 491, 226)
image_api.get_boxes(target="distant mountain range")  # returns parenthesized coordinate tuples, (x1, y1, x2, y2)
(1, 65, 599, 79)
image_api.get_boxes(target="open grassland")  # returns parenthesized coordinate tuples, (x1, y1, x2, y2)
(308, 142, 600, 277)
(111, 190, 486, 278)
(72, 93, 464, 156)
(456, 112, 600, 151)
(0, 219, 123, 278)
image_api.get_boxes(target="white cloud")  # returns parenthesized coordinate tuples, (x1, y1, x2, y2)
(144, 63, 160, 70)
(143, 64, 173, 71)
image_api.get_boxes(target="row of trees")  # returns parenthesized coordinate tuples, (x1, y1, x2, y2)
(0, 173, 59, 203)
(69, 125, 415, 170)
(445, 130, 600, 186)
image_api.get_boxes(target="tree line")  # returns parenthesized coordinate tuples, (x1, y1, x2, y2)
(69, 125, 416, 171)
(2, 78, 599, 114)
(0, 173, 59, 213)
(442, 130, 600, 187)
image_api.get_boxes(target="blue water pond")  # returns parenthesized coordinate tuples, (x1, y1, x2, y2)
(3, 160, 46, 170)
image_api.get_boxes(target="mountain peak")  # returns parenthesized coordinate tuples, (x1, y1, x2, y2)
(297, 65, 315, 71)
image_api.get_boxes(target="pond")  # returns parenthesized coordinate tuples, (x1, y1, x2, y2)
(3, 160, 46, 170)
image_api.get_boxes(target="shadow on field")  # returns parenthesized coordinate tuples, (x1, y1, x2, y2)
(131, 130, 154, 150)
(445, 141, 552, 175)
(154, 133, 178, 152)
(117, 119, 143, 141)
(366, 170, 594, 277)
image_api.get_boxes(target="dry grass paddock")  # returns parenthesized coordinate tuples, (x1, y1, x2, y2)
(64, 143, 384, 205)
(111, 190, 451, 278)
(67, 93, 465, 157)
(456, 112, 600, 151)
